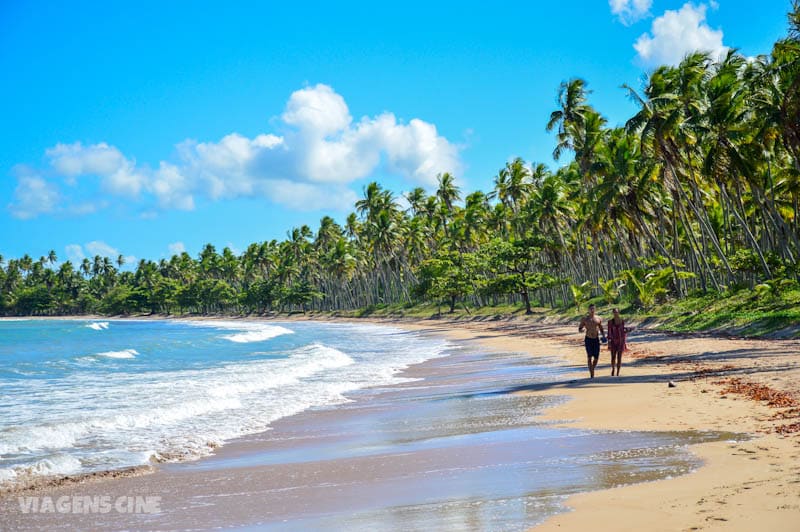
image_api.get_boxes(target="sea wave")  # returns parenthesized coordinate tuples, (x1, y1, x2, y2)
(0, 320, 454, 487)
(183, 320, 295, 344)
(0, 343, 352, 457)
(205, 343, 354, 399)
(221, 325, 294, 343)
(95, 349, 138, 359)
(86, 322, 109, 331)
(0, 454, 83, 485)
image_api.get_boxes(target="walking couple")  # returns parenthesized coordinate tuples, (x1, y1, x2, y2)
(578, 304, 631, 378)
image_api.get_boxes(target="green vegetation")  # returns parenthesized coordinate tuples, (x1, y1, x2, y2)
(2, 4, 799, 339)
(318, 287, 800, 339)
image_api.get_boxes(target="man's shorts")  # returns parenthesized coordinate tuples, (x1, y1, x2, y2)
(584, 336, 601, 359)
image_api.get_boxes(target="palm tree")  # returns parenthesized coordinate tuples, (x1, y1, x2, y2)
(80, 258, 91, 278)
(404, 187, 428, 216)
(435, 172, 460, 212)
(491, 157, 531, 215)
(547, 78, 591, 161)
(435, 172, 460, 239)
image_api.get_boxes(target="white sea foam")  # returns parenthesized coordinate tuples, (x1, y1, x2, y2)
(221, 325, 294, 343)
(0, 320, 453, 487)
(0, 454, 83, 486)
(86, 321, 109, 331)
(0, 343, 356, 458)
(182, 320, 295, 344)
(96, 349, 138, 359)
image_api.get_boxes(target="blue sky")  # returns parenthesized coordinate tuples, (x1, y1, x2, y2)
(0, 0, 791, 266)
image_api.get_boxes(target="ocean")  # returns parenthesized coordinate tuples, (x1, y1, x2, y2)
(0, 318, 451, 487)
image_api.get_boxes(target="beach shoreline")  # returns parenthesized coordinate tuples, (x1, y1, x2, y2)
(272, 314, 800, 530)
(361, 315, 800, 531)
(1, 315, 798, 530)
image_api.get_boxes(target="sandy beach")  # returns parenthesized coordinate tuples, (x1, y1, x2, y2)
(1, 315, 798, 530)
(393, 317, 800, 531)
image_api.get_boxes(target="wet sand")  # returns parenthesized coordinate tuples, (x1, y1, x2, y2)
(0, 322, 739, 531)
(386, 318, 800, 531)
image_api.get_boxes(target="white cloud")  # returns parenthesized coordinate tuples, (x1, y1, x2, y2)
(47, 142, 126, 177)
(261, 179, 359, 211)
(176, 132, 285, 200)
(11, 84, 461, 218)
(46, 142, 147, 196)
(282, 84, 351, 136)
(64, 242, 135, 266)
(168, 241, 186, 255)
(85, 240, 121, 258)
(151, 162, 196, 210)
(634, 3, 728, 67)
(65, 244, 85, 263)
(610, 0, 652, 25)
(180, 84, 460, 192)
(8, 172, 60, 219)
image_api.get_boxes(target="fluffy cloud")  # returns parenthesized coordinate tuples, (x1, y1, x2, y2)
(46, 142, 147, 196)
(176, 132, 286, 201)
(8, 170, 60, 219)
(634, 3, 728, 66)
(151, 162, 196, 210)
(177, 84, 459, 192)
(609, 0, 652, 25)
(282, 84, 351, 136)
(9, 84, 460, 219)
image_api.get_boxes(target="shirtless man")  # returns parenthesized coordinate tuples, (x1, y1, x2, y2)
(579, 304, 605, 378)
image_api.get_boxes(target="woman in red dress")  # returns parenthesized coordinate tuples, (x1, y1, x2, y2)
(607, 308, 631, 376)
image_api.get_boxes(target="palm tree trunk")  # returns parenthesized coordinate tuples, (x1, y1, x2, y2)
(721, 183, 772, 278)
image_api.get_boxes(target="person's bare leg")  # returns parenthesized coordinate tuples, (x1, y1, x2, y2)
(591, 356, 599, 378)
(587, 357, 594, 378)
(616, 353, 622, 376)
(610, 352, 617, 376)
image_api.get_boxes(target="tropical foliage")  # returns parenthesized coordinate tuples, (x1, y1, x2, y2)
(2, 4, 800, 317)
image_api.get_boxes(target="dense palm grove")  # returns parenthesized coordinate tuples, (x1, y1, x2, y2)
(3, 5, 800, 317)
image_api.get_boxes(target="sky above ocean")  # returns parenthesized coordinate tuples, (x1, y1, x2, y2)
(0, 0, 790, 263)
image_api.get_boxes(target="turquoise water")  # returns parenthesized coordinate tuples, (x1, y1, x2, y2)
(0, 319, 452, 486)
